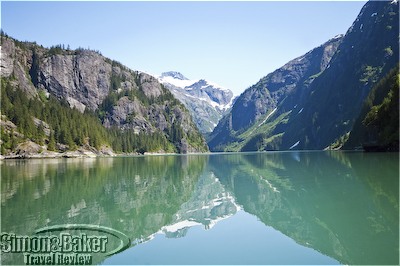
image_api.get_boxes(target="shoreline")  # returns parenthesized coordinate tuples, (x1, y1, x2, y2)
(2, 149, 393, 160)
(0, 150, 212, 160)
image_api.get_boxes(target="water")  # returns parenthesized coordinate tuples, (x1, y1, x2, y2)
(1, 151, 398, 265)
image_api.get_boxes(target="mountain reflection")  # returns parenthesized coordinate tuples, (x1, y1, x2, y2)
(1, 152, 398, 265)
(1, 156, 206, 264)
(160, 170, 239, 238)
(209, 151, 399, 265)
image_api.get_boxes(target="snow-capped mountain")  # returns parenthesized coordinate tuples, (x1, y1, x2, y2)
(159, 171, 239, 238)
(158, 71, 235, 134)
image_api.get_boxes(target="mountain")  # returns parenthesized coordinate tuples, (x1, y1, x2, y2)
(160, 170, 239, 238)
(344, 66, 399, 151)
(208, 0, 399, 151)
(208, 35, 343, 151)
(158, 71, 234, 134)
(0, 35, 208, 157)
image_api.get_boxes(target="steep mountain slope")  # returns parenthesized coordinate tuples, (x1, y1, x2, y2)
(208, 0, 399, 151)
(0, 35, 208, 156)
(280, 0, 399, 150)
(208, 35, 343, 151)
(159, 71, 234, 134)
(344, 66, 399, 151)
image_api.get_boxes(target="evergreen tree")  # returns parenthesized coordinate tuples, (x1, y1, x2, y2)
(34, 123, 45, 145)
(48, 131, 56, 151)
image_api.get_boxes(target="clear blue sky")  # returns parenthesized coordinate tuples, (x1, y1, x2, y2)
(1, 1, 366, 95)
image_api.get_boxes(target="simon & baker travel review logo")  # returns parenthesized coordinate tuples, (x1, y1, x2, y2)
(1, 224, 130, 265)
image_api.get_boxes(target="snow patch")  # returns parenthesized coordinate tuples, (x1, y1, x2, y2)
(159, 74, 234, 110)
(223, 94, 235, 110)
(333, 34, 343, 40)
(263, 178, 280, 193)
(161, 220, 202, 233)
(289, 141, 300, 150)
(159, 76, 197, 88)
(257, 108, 277, 127)
(298, 108, 303, 114)
(391, 0, 398, 4)
(183, 93, 223, 109)
(359, 24, 363, 30)
(206, 81, 230, 92)
(371, 12, 377, 17)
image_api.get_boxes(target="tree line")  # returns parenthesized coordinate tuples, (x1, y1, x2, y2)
(1, 78, 179, 154)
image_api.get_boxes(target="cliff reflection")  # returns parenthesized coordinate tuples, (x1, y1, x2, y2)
(209, 151, 399, 265)
(1, 152, 398, 265)
(1, 155, 206, 264)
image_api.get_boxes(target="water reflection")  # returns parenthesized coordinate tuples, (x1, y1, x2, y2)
(209, 151, 399, 265)
(1, 152, 398, 265)
(1, 156, 206, 264)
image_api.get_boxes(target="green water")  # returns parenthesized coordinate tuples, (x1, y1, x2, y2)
(1, 151, 398, 265)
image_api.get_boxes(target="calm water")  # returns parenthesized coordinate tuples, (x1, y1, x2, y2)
(1, 151, 398, 265)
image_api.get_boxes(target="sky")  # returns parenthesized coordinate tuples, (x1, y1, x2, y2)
(1, 1, 367, 95)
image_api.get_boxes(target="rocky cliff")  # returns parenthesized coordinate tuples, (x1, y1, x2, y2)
(208, 35, 343, 151)
(208, 0, 399, 151)
(159, 71, 234, 134)
(0, 36, 208, 156)
(280, 0, 399, 150)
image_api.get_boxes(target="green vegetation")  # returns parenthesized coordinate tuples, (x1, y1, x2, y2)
(359, 65, 382, 84)
(345, 66, 399, 150)
(220, 110, 290, 152)
(327, 132, 350, 150)
(1, 78, 109, 151)
(362, 75, 399, 148)
(1, 34, 207, 155)
(108, 128, 176, 154)
(0, 77, 189, 154)
(384, 47, 393, 56)
(1, 155, 206, 264)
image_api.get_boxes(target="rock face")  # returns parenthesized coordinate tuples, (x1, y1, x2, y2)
(208, 35, 343, 151)
(38, 51, 112, 112)
(0, 37, 208, 154)
(0, 38, 38, 98)
(208, 0, 399, 151)
(232, 35, 342, 132)
(279, 0, 399, 150)
(159, 71, 234, 134)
